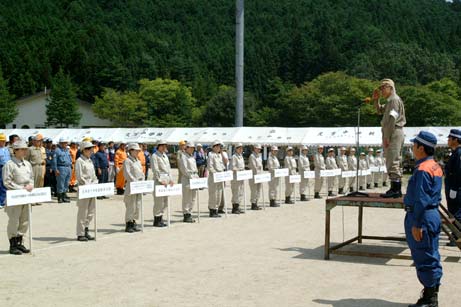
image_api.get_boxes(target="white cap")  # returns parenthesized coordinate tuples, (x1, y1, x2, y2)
(350, 147, 356, 152)
(286, 146, 293, 151)
(59, 137, 70, 143)
(328, 148, 334, 152)
(197, 143, 203, 147)
(318, 145, 324, 149)
(254, 144, 262, 149)
(212, 140, 223, 147)
(340, 147, 346, 150)
(12, 140, 28, 149)
(127, 143, 141, 151)
(300, 145, 308, 150)
(368, 148, 374, 152)
(80, 141, 94, 149)
(186, 141, 196, 148)
(157, 139, 167, 146)
(271, 145, 278, 151)
(376, 149, 382, 153)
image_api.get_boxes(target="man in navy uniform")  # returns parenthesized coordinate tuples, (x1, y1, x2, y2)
(444, 128, 461, 246)
(404, 131, 442, 307)
(52, 137, 72, 203)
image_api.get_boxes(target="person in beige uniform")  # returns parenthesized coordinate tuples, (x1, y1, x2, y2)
(298, 145, 310, 201)
(314, 145, 326, 199)
(373, 78, 406, 198)
(336, 147, 348, 194)
(75, 141, 98, 241)
(26, 134, 46, 206)
(325, 148, 338, 197)
(284, 146, 297, 204)
(123, 143, 144, 233)
(382, 157, 388, 187)
(359, 152, 368, 190)
(176, 140, 186, 184)
(230, 143, 245, 214)
(374, 149, 383, 187)
(2, 140, 33, 255)
(248, 144, 263, 210)
(179, 141, 198, 223)
(348, 148, 358, 192)
(366, 148, 375, 189)
(152, 140, 173, 227)
(267, 145, 280, 207)
(208, 140, 225, 217)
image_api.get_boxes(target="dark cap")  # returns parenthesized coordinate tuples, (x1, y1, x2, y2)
(448, 129, 461, 139)
(410, 131, 437, 148)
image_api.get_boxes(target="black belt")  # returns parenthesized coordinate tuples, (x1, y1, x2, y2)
(405, 205, 438, 212)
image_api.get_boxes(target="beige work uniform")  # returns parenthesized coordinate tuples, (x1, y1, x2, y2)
(377, 95, 406, 181)
(348, 155, 358, 189)
(267, 153, 280, 200)
(151, 151, 172, 217)
(248, 152, 263, 203)
(207, 151, 225, 210)
(359, 158, 368, 188)
(284, 155, 297, 197)
(230, 153, 245, 204)
(336, 154, 348, 190)
(2, 158, 34, 239)
(177, 150, 184, 184)
(366, 154, 375, 186)
(26, 146, 46, 189)
(299, 154, 310, 196)
(75, 156, 98, 236)
(374, 156, 383, 185)
(325, 156, 338, 192)
(314, 153, 325, 193)
(179, 152, 198, 214)
(123, 155, 144, 222)
(382, 158, 388, 183)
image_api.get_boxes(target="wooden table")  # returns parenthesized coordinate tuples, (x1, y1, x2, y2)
(324, 193, 411, 260)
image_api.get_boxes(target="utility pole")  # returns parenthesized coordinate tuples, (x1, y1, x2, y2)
(235, 0, 244, 127)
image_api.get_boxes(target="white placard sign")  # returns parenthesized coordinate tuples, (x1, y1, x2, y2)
(289, 175, 301, 183)
(130, 180, 154, 194)
(359, 169, 371, 176)
(236, 170, 253, 181)
(213, 171, 234, 183)
(341, 171, 356, 178)
(380, 166, 388, 173)
(303, 171, 316, 179)
(78, 183, 114, 200)
(254, 172, 271, 183)
(320, 170, 337, 177)
(155, 184, 183, 197)
(6, 187, 52, 206)
(190, 177, 208, 189)
(370, 166, 380, 172)
(333, 168, 342, 176)
(274, 168, 289, 178)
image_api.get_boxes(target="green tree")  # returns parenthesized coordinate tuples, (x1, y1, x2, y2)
(93, 88, 146, 127)
(0, 67, 16, 127)
(138, 78, 196, 127)
(46, 69, 81, 127)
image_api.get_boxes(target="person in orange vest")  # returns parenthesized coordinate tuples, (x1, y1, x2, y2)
(137, 143, 146, 175)
(69, 142, 78, 192)
(115, 143, 127, 195)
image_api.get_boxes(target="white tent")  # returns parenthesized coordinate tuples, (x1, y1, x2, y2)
(1, 127, 459, 146)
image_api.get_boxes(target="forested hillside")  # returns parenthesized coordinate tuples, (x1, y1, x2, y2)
(1, 0, 461, 127)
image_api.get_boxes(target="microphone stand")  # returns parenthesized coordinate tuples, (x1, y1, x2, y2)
(347, 101, 369, 197)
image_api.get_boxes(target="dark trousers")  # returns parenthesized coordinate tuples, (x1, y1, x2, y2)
(98, 168, 109, 184)
(404, 209, 443, 288)
(0, 165, 6, 205)
(44, 168, 57, 196)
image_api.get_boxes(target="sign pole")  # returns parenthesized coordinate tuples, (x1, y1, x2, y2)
(262, 182, 266, 210)
(243, 182, 247, 213)
(197, 190, 200, 223)
(223, 182, 228, 218)
(28, 204, 33, 254)
(167, 197, 171, 228)
(140, 194, 144, 232)
(94, 198, 97, 241)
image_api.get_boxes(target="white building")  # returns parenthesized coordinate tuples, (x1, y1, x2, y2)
(5, 90, 112, 129)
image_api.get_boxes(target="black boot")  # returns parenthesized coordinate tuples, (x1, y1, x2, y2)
(117, 188, 124, 195)
(366, 183, 371, 189)
(183, 213, 195, 223)
(57, 193, 63, 203)
(125, 221, 134, 233)
(359, 186, 364, 190)
(349, 187, 354, 193)
(285, 196, 294, 204)
(84, 227, 95, 240)
(77, 235, 88, 241)
(409, 287, 438, 307)
(251, 203, 262, 210)
(300, 194, 308, 201)
(383, 181, 387, 187)
(153, 216, 167, 227)
(328, 191, 336, 197)
(314, 192, 322, 199)
(380, 181, 402, 198)
(338, 188, 344, 195)
(16, 236, 30, 253)
(209, 209, 221, 217)
(270, 199, 280, 207)
(62, 193, 70, 203)
(9, 237, 22, 255)
(232, 203, 244, 214)
(217, 208, 226, 214)
(374, 183, 378, 188)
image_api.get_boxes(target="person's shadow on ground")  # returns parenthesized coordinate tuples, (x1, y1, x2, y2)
(313, 298, 407, 306)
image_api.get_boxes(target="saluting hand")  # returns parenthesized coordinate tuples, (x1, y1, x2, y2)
(412, 226, 423, 242)
(372, 89, 380, 101)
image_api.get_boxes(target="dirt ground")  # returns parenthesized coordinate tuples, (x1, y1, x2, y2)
(0, 171, 459, 307)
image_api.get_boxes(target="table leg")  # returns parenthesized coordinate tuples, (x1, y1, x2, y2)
(358, 204, 363, 244)
(324, 208, 331, 260)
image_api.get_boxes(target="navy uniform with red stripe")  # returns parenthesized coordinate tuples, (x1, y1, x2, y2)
(404, 131, 442, 307)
